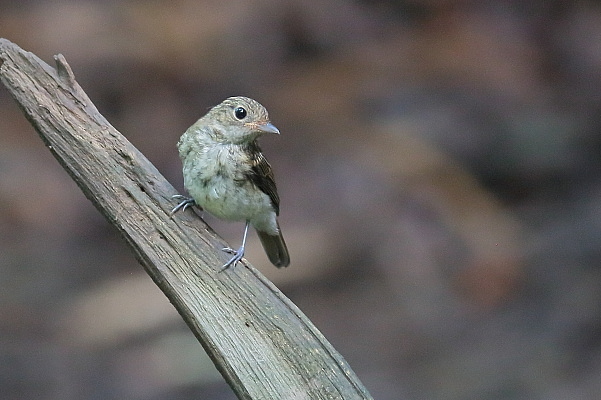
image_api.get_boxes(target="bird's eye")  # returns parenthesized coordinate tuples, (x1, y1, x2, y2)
(234, 107, 247, 120)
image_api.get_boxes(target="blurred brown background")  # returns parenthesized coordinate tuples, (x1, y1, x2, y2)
(2, 1, 601, 399)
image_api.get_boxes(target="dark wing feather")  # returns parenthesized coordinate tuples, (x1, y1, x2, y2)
(245, 143, 280, 215)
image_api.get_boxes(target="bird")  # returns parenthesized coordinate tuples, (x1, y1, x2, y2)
(171, 96, 290, 269)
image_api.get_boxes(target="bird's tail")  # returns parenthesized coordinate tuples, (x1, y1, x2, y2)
(257, 225, 290, 268)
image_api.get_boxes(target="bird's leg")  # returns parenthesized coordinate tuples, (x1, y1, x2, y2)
(220, 221, 250, 270)
(170, 194, 197, 215)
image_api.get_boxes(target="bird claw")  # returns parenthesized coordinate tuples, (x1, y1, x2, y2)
(170, 195, 196, 215)
(220, 246, 245, 271)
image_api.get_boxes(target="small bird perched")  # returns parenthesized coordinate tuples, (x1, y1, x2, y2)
(172, 96, 290, 269)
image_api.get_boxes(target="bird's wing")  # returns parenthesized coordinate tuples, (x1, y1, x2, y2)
(246, 145, 280, 215)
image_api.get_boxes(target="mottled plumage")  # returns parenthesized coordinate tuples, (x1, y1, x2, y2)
(173, 96, 289, 269)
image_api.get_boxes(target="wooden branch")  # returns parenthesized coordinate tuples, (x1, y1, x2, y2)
(0, 38, 373, 400)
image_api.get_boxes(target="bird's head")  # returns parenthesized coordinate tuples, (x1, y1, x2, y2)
(206, 96, 280, 144)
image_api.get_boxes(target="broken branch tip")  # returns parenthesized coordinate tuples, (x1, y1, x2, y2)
(54, 53, 76, 86)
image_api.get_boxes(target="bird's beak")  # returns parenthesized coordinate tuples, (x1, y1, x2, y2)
(257, 122, 280, 135)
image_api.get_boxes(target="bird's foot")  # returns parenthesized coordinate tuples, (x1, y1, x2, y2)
(170, 195, 196, 215)
(220, 246, 245, 271)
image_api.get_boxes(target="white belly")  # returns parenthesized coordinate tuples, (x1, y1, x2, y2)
(182, 146, 279, 235)
(190, 175, 271, 221)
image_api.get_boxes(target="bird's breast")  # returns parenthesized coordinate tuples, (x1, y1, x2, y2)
(182, 144, 273, 223)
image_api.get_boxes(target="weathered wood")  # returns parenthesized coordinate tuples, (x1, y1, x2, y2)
(0, 38, 373, 400)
